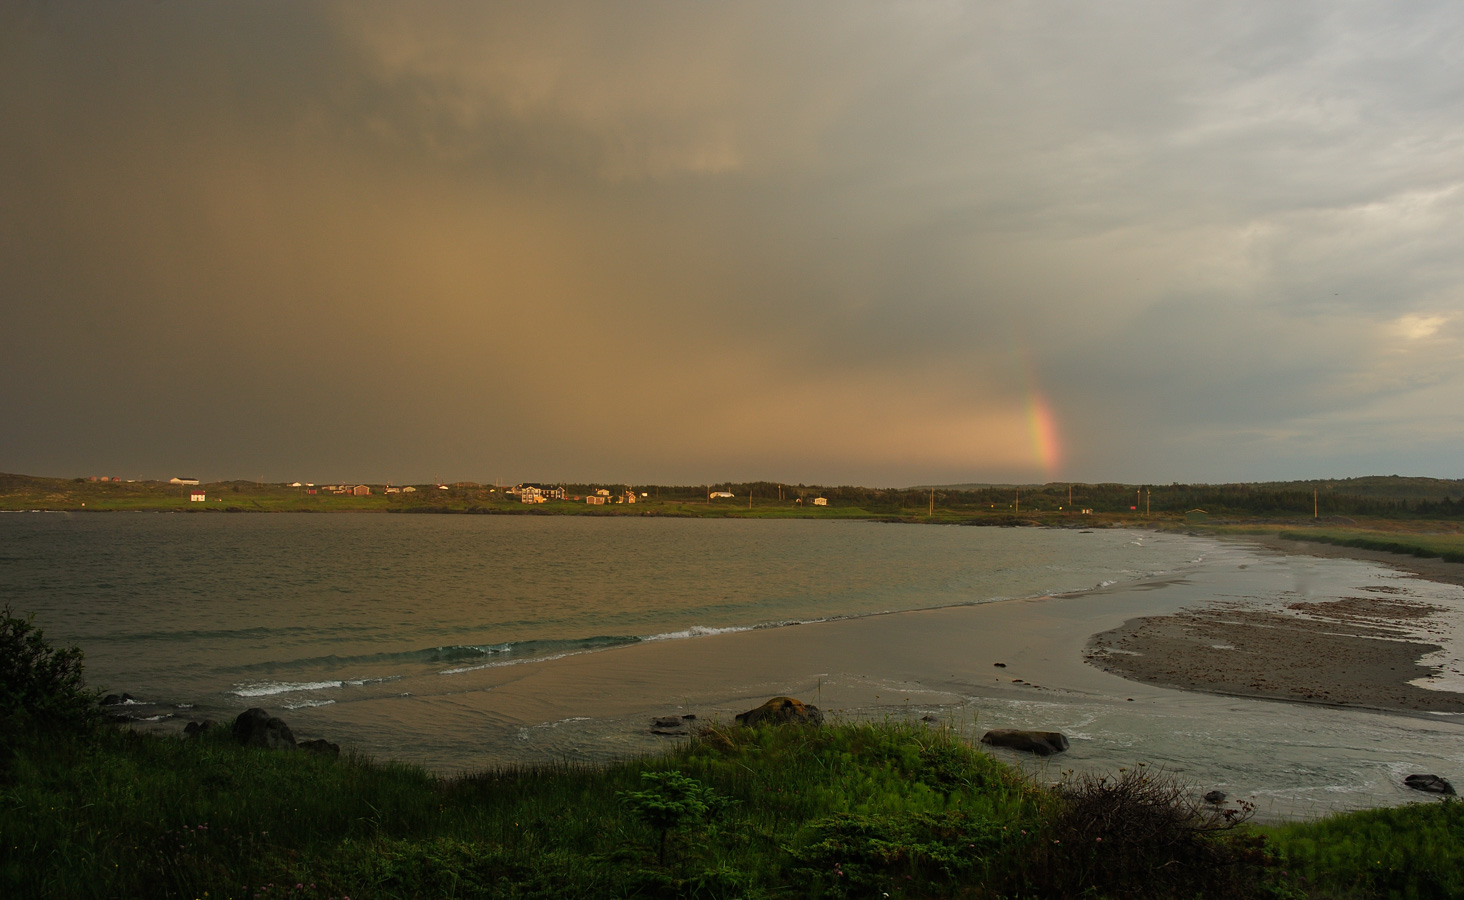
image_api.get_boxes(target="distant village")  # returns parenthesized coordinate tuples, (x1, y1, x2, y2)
(73, 473, 834, 508)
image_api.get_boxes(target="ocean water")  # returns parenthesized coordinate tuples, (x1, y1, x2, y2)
(5, 511, 1464, 820)
(0, 513, 1187, 709)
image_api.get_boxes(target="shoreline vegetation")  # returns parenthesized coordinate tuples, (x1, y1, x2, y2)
(5, 611, 1464, 900)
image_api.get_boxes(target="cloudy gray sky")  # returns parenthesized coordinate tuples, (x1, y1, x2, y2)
(3, 1, 1463, 486)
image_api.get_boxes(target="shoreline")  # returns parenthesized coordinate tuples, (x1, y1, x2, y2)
(97, 527, 1464, 819)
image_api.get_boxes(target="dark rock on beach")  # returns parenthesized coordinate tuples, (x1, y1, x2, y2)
(979, 729, 1069, 756)
(299, 738, 340, 757)
(184, 720, 216, 737)
(1203, 790, 1227, 804)
(1404, 774, 1455, 795)
(735, 697, 824, 727)
(231, 708, 297, 750)
(101, 693, 135, 706)
(650, 715, 688, 735)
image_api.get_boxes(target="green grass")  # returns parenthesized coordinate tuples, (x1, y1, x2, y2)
(1272, 529, 1464, 565)
(10, 718, 1460, 899)
(1266, 801, 1464, 899)
(3, 721, 1048, 899)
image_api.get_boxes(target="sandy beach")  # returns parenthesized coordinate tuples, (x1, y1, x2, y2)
(1088, 537, 1464, 714)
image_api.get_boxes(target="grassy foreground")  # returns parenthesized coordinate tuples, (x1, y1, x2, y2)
(4, 720, 1463, 900)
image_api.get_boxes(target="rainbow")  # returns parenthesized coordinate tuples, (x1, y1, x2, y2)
(1014, 342, 1063, 478)
(1026, 391, 1062, 478)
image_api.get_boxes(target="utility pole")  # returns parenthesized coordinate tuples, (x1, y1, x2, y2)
(1015, 488, 1020, 514)
(1314, 489, 1318, 519)
(1146, 489, 1150, 517)
(929, 487, 934, 517)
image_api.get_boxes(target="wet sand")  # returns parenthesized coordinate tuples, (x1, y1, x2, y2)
(1087, 537, 1464, 714)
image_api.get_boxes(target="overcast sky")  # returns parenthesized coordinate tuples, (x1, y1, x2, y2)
(4, 2, 1463, 486)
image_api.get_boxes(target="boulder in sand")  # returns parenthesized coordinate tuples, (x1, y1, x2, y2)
(979, 729, 1069, 756)
(735, 697, 824, 727)
(231, 708, 296, 750)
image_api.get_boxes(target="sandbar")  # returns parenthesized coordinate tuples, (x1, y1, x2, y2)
(1087, 536, 1464, 714)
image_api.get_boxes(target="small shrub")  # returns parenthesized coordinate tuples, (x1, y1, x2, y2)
(790, 810, 1006, 897)
(619, 770, 730, 865)
(0, 606, 98, 742)
(1040, 766, 1273, 898)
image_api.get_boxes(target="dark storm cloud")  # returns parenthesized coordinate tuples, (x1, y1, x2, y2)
(3, 1, 1463, 484)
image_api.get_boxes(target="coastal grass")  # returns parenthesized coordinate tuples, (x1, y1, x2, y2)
(1273, 528, 1464, 565)
(7, 720, 1464, 898)
(3, 721, 1042, 899)
(1265, 800, 1464, 899)
(0, 717, 1268, 900)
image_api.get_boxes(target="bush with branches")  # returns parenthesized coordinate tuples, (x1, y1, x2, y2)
(1036, 765, 1274, 898)
(0, 605, 99, 741)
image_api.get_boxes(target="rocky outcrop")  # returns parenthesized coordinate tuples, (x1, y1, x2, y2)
(101, 693, 135, 706)
(1404, 774, 1455, 795)
(735, 697, 824, 727)
(231, 708, 297, 750)
(1203, 790, 1227, 804)
(979, 729, 1069, 756)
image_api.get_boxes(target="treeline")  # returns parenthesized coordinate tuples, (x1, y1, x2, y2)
(619, 478, 1464, 518)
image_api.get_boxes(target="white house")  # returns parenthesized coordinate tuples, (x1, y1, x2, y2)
(189, 491, 206, 502)
(515, 483, 566, 502)
(813, 497, 828, 506)
(711, 491, 734, 499)
(169, 476, 201, 486)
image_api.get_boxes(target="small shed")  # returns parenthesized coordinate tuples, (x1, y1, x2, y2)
(813, 497, 828, 506)
(189, 491, 206, 502)
(353, 484, 371, 496)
